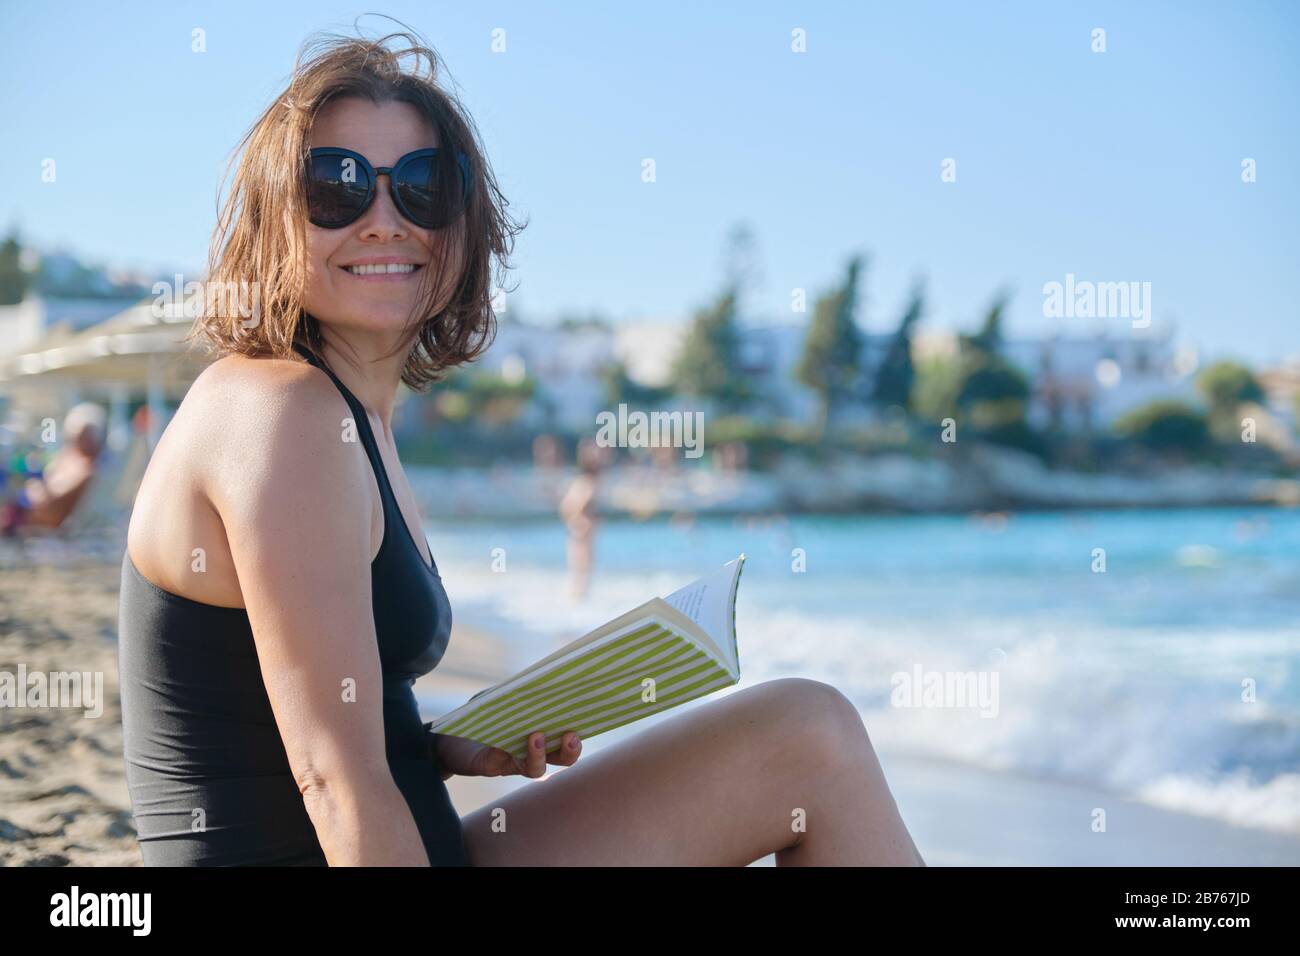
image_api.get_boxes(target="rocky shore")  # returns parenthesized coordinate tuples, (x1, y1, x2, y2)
(408, 448, 1300, 519)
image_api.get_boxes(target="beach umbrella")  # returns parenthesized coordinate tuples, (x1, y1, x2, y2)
(0, 298, 212, 450)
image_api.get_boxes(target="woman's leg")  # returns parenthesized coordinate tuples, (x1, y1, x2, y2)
(460, 677, 924, 866)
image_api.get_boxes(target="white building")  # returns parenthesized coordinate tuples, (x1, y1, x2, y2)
(473, 318, 616, 431)
(734, 322, 894, 423)
(1001, 329, 1197, 430)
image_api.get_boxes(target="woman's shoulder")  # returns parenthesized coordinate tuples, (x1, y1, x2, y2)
(188, 349, 341, 413)
(173, 350, 367, 496)
(127, 351, 365, 604)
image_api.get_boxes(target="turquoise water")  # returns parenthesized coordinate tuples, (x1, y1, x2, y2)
(427, 506, 1300, 833)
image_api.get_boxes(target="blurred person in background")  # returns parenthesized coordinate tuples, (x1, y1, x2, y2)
(1, 402, 107, 536)
(560, 438, 604, 601)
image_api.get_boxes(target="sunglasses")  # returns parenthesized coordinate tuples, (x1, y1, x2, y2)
(305, 146, 473, 230)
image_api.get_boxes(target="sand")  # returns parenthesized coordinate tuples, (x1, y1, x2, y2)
(0, 559, 138, 866)
(4, 552, 1298, 867)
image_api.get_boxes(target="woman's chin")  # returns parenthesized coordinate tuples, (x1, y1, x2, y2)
(311, 299, 424, 332)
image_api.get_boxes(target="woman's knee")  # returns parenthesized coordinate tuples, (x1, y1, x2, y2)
(746, 677, 869, 764)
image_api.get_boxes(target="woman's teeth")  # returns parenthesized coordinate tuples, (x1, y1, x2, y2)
(343, 263, 418, 275)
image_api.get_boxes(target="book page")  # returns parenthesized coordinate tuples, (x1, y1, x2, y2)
(664, 555, 743, 674)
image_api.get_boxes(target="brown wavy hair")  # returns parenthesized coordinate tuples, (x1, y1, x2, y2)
(190, 27, 524, 389)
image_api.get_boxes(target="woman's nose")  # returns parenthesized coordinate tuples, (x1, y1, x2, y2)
(357, 175, 409, 238)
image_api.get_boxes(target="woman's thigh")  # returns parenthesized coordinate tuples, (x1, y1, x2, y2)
(459, 677, 868, 866)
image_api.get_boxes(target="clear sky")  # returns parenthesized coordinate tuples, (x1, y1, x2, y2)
(1, 1, 1296, 363)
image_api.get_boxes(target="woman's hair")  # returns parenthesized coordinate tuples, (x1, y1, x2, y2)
(191, 27, 524, 389)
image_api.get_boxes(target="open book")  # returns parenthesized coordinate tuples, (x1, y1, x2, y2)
(428, 555, 745, 760)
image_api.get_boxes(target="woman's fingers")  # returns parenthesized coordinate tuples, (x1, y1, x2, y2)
(510, 731, 581, 776)
(548, 731, 582, 767)
(517, 731, 547, 778)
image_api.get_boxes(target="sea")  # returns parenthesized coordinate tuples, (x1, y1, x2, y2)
(425, 505, 1300, 835)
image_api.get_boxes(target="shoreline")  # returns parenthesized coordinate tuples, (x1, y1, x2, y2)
(405, 456, 1300, 521)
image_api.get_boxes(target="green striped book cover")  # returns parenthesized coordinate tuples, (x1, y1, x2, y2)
(428, 555, 745, 760)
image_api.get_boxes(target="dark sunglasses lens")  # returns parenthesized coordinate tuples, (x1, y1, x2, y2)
(393, 152, 470, 229)
(307, 153, 372, 226)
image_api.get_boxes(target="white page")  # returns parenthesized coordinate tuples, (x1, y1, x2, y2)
(664, 555, 743, 674)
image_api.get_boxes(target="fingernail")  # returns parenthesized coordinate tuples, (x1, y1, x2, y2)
(534, 736, 544, 750)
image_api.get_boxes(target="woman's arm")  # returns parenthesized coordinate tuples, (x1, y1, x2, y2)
(205, 363, 428, 865)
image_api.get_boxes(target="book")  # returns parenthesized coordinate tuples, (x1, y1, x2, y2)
(427, 554, 746, 760)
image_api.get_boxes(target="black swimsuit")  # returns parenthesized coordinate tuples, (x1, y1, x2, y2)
(118, 341, 468, 866)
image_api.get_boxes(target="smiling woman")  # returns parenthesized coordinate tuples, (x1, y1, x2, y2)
(118, 24, 924, 868)
(119, 28, 534, 867)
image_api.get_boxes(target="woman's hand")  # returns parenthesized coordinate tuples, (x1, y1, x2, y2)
(432, 731, 582, 781)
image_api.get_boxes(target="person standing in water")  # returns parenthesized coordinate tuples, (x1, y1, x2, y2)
(559, 439, 603, 601)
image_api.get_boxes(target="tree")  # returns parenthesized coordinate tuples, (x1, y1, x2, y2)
(721, 221, 762, 305)
(1196, 361, 1264, 413)
(950, 289, 1045, 456)
(1113, 399, 1210, 454)
(0, 231, 29, 306)
(671, 285, 751, 413)
(965, 288, 1009, 355)
(957, 358, 1030, 407)
(955, 290, 1028, 410)
(795, 255, 866, 432)
(1196, 360, 1265, 444)
(911, 354, 964, 423)
(871, 280, 924, 413)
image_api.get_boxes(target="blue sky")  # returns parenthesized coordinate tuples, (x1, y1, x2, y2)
(1, 1, 1296, 363)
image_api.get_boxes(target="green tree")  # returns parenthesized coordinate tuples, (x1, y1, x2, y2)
(911, 354, 964, 423)
(952, 289, 1045, 455)
(965, 289, 1009, 355)
(1196, 361, 1264, 414)
(872, 279, 924, 413)
(795, 255, 866, 432)
(1196, 360, 1266, 444)
(0, 232, 29, 306)
(671, 285, 751, 413)
(1114, 399, 1210, 454)
(721, 221, 762, 302)
(957, 357, 1030, 407)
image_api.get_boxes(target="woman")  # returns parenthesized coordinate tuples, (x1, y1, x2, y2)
(117, 29, 924, 866)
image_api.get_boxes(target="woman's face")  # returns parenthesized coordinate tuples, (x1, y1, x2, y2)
(303, 96, 463, 344)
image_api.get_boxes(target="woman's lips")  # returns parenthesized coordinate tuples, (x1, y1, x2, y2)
(338, 263, 424, 281)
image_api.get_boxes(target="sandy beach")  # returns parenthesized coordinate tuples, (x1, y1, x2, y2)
(0, 557, 137, 866)
(4, 550, 1299, 867)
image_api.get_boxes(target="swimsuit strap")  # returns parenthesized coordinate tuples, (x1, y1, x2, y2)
(289, 340, 435, 574)
(291, 341, 394, 511)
